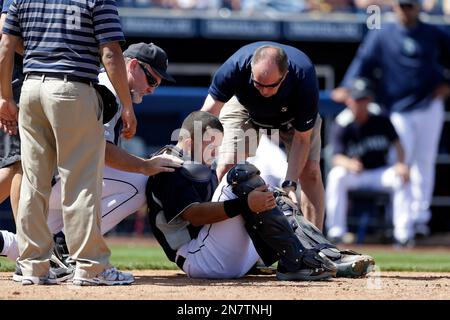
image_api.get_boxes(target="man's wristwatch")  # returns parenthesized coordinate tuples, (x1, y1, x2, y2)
(282, 180, 297, 191)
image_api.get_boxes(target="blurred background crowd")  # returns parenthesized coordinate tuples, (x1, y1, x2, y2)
(116, 0, 450, 15)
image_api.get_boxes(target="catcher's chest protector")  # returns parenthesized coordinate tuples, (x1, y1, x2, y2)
(145, 146, 218, 261)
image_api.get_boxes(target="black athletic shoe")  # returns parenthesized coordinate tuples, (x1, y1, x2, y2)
(276, 252, 337, 281)
(12, 254, 74, 284)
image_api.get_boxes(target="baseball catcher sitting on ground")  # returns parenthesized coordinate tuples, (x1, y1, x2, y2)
(146, 111, 336, 281)
(226, 162, 375, 278)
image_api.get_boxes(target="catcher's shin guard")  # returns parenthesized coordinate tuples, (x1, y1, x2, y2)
(242, 207, 335, 274)
(274, 191, 374, 277)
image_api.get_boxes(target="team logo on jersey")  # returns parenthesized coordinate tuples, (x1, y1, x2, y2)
(403, 37, 417, 56)
(281, 106, 288, 112)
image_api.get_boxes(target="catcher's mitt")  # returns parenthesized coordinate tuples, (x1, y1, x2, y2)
(94, 83, 118, 124)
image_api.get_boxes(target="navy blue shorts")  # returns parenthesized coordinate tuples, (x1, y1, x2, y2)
(0, 75, 23, 168)
(0, 131, 20, 168)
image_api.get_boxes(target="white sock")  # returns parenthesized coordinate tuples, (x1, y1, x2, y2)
(0, 230, 19, 261)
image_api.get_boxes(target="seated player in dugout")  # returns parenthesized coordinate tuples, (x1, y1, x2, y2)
(146, 111, 375, 280)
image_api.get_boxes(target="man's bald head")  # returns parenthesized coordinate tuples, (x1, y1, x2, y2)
(250, 45, 289, 97)
(251, 45, 288, 75)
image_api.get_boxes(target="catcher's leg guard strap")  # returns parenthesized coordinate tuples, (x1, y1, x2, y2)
(296, 215, 333, 245)
(290, 214, 342, 260)
(242, 207, 305, 272)
(275, 192, 331, 249)
(284, 214, 317, 249)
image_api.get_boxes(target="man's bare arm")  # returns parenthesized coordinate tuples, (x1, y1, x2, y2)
(285, 129, 312, 182)
(200, 94, 225, 116)
(182, 186, 276, 226)
(0, 13, 23, 55)
(100, 42, 137, 139)
(105, 142, 183, 176)
(0, 33, 20, 134)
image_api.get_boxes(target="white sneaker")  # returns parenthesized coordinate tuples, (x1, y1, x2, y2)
(73, 267, 134, 286)
(21, 271, 58, 286)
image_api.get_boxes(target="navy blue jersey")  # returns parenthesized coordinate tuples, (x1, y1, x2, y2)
(209, 41, 319, 132)
(1, 0, 11, 12)
(330, 115, 398, 169)
(147, 147, 218, 262)
(342, 21, 450, 113)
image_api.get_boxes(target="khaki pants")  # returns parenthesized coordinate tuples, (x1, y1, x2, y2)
(17, 77, 109, 278)
(218, 96, 322, 166)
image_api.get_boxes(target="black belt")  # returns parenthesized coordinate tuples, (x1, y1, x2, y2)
(175, 255, 186, 270)
(26, 73, 92, 85)
(248, 117, 295, 132)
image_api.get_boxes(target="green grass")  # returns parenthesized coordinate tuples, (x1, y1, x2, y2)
(364, 250, 450, 272)
(2, 245, 450, 273)
(108, 244, 177, 270)
(0, 244, 177, 272)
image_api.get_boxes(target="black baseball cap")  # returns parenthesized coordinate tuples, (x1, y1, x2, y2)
(123, 42, 176, 83)
(349, 78, 374, 100)
(397, 0, 420, 5)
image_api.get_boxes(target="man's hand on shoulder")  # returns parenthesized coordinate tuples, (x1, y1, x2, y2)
(141, 154, 184, 176)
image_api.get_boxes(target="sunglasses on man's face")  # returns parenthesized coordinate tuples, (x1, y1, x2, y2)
(138, 61, 159, 88)
(399, 3, 414, 10)
(251, 73, 285, 88)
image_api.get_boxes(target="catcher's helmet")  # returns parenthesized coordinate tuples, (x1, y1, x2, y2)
(226, 162, 266, 197)
(94, 83, 119, 124)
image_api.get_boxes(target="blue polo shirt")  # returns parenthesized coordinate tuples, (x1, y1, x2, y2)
(342, 21, 450, 113)
(209, 41, 319, 132)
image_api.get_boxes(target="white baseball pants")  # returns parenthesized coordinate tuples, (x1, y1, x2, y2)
(177, 215, 260, 279)
(326, 165, 413, 242)
(176, 178, 260, 279)
(390, 98, 445, 227)
(47, 165, 148, 235)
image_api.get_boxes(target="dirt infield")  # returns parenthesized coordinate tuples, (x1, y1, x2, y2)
(0, 270, 449, 300)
